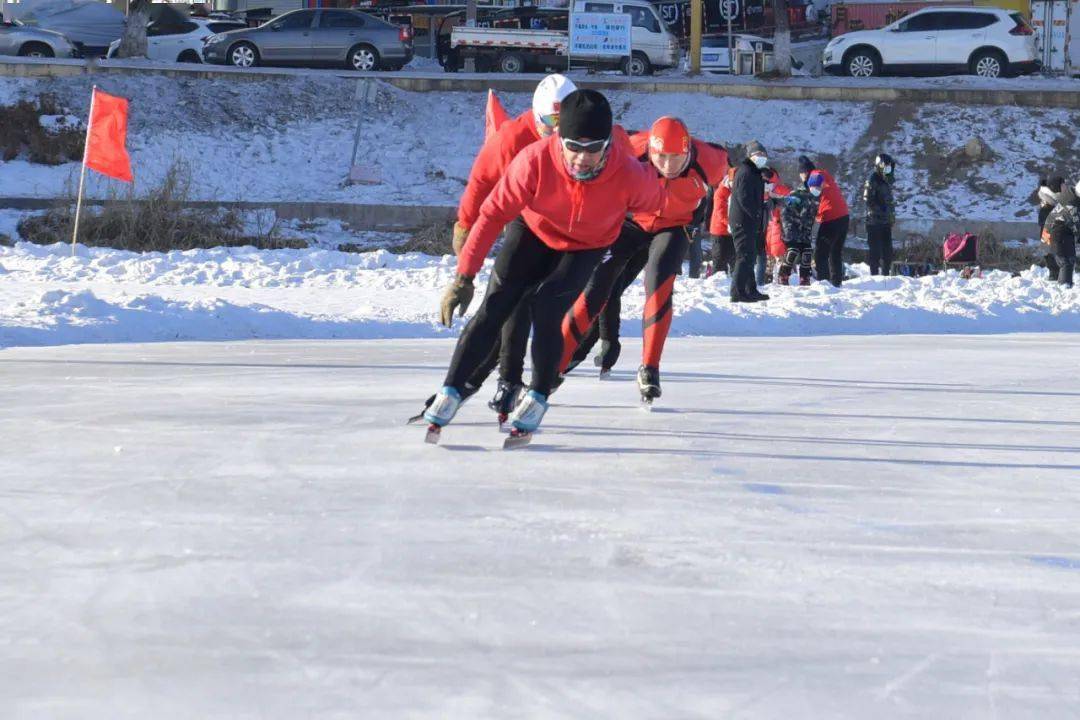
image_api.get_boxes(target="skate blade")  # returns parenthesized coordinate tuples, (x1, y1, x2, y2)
(424, 424, 442, 444)
(406, 412, 426, 425)
(598, 369, 612, 380)
(640, 397, 655, 412)
(503, 431, 533, 450)
(498, 413, 509, 433)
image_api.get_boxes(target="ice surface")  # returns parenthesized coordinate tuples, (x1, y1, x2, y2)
(1, 335, 1079, 717)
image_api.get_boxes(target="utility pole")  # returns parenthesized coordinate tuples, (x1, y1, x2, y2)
(689, 0, 702, 74)
(465, 0, 477, 72)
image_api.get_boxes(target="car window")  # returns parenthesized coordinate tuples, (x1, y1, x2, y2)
(899, 13, 940, 32)
(276, 11, 315, 30)
(938, 12, 996, 30)
(322, 11, 365, 29)
(207, 22, 245, 33)
(148, 21, 199, 37)
(584, 3, 615, 12)
(626, 6, 660, 32)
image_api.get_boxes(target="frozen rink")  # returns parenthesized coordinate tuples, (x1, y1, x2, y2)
(2, 334, 1079, 718)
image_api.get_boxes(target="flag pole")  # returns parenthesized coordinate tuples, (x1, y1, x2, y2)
(72, 85, 97, 257)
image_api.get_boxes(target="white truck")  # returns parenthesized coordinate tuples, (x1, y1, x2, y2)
(1031, 0, 1079, 75)
(448, 0, 682, 75)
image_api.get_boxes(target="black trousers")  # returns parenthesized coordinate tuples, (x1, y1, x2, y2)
(444, 219, 606, 396)
(710, 234, 735, 275)
(686, 230, 703, 279)
(867, 223, 893, 276)
(570, 241, 651, 369)
(1056, 254, 1076, 287)
(466, 300, 531, 389)
(815, 215, 849, 287)
(730, 224, 761, 300)
(1046, 253, 1061, 278)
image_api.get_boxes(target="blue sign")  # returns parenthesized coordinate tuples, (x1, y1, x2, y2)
(570, 12, 632, 56)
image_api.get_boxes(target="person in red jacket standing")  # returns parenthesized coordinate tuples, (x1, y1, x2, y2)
(421, 90, 666, 446)
(559, 116, 729, 403)
(707, 166, 737, 276)
(798, 155, 850, 287)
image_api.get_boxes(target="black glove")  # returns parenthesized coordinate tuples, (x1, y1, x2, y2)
(439, 273, 475, 328)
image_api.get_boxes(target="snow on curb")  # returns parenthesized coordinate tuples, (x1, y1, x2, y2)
(1, 242, 1077, 348)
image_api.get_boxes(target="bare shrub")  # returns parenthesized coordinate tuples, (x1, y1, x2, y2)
(16, 161, 306, 252)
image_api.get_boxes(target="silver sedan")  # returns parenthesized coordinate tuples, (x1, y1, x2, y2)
(0, 19, 79, 58)
(202, 8, 413, 71)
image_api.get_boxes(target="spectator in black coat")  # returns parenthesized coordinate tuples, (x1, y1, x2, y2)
(863, 152, 896, 276)
(1038, 176, 1065, 279)
(1044, 180, 1079, 288)
(729, 140, 770, 302)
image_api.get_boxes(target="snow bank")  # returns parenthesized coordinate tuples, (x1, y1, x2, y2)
(1, 242, 1076, 347)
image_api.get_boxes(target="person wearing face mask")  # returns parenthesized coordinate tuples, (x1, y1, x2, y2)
(863, 152, 897, 276)
(1042, 178, 1079, 288)
(422, 90, 666, 444)
(729, 140, 771, 302)
(558, 116, 729, 402)
(1038, 176, 1065, 280)
(798, 155, 850, 287)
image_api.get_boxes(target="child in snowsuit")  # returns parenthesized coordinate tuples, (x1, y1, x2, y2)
(778, 177, 821, 286)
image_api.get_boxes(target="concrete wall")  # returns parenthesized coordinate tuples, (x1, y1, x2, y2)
(0, 197, 1036, 240)
(3, 56, 1080, 108)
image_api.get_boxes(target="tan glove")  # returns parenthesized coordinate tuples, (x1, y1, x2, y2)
(439, 274, 475, 327)
(452, 221, 470, 256)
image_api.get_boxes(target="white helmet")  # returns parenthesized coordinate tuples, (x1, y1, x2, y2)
(532, 74, 577, 125)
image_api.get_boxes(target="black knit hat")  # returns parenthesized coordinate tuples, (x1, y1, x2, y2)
(1048, 175, 1066, 192)
(745, 140, 767, 158)
(558, 89, 613, 142)
(798, 155, 816, 175)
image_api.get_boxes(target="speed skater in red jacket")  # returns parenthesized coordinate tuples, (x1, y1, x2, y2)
(558, 116, 729, 402)
(421, 89, 666, 439)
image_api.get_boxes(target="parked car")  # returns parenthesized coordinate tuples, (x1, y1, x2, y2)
(700, 34, 805, 74)
(0, 19, 79, 58)
(822, 6, 1038, 78)
(105, 17, 246, 63)
(202, 8, 414, 71)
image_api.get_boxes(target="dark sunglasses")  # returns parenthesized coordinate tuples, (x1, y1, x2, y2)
(561, 137, 610, 154)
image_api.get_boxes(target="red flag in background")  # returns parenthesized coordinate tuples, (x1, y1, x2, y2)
(484, 89, 509, 142)
(85, 88, 133, 183)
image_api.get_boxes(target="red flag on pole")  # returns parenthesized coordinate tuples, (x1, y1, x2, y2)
(84, 88, 133, 183)
(484, 89, 509, 142)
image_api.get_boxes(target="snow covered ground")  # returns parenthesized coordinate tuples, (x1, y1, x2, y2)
(0, 240, 1078, 348)
(2, 334, 1079, 717)
(2, 74, 1078, 222)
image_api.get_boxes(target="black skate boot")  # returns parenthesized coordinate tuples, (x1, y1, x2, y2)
(488, 380, 523, 428)
(637, 364, 661, 409)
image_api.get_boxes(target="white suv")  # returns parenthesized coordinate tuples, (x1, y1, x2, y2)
(823, 7, 1038, 78)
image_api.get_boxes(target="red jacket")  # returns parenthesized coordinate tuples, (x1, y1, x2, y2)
(458, 130, 665, 277)
(627, 135, 728, 233)
(456, 110, 541, 229)
(815, 168, 849, 223)
(708, 167, 738, 236)
(766, 178, 792, 258)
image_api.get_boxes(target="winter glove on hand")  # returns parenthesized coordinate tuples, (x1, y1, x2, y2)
(439, 273, 475, 327)
(451, 222, 470, 256)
